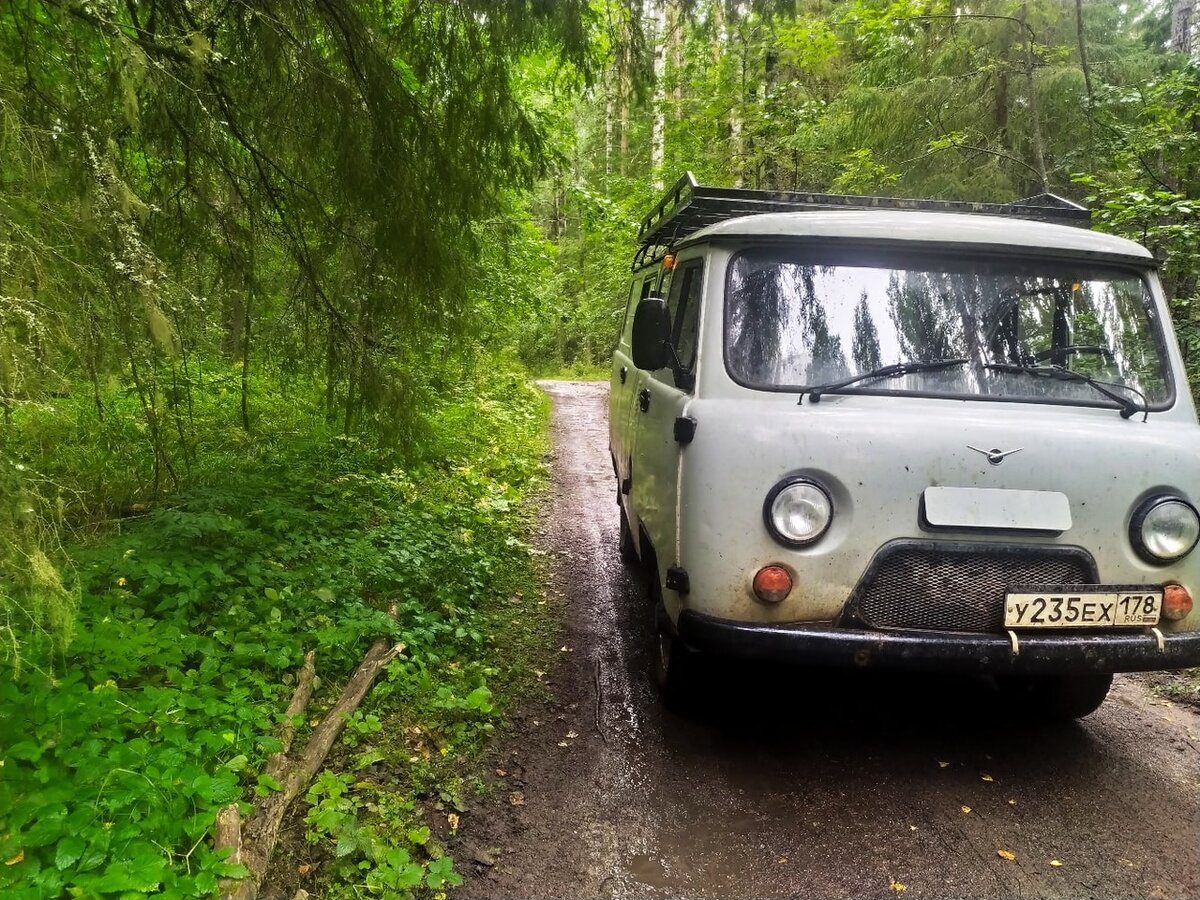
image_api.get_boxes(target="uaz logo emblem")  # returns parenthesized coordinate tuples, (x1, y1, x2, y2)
(967, 445, 1024, 466)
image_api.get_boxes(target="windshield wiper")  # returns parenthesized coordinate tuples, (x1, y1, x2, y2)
(984, 363, 1148, 421)
(799, 358, 969, 405)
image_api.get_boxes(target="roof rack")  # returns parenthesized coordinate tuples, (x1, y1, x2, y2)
(633, 172, 1091, 270)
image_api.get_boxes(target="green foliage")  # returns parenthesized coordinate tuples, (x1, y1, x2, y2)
(1070, 64, 1200, 386)
(0, 454, 78, 668)
(302, 770, 463, 897)
(0, 365, 548, 897)
(0, 0, 595, 657)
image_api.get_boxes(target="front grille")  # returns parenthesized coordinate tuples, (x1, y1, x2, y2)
(852, 543, 1096, 633)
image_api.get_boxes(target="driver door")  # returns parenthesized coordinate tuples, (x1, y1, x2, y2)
(629, 256, 704, 590)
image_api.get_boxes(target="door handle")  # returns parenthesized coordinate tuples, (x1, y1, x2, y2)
(638, 388, 651, 412)
(620, 366, 628, 384)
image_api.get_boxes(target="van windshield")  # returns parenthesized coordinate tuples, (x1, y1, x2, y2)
(725, 247, 1172, 407)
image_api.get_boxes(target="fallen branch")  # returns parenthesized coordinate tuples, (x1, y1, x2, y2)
(217, 639, 404, 900)
(213, 805, 244, 897)
(265, 650, 317, 780)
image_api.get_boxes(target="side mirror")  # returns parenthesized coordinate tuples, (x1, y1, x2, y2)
(631, 297, 672, 371)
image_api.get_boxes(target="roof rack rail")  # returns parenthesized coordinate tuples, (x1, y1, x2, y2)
(633, 172, 1090, 270)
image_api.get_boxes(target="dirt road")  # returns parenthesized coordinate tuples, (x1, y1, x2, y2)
(456, 380, 1200, 900)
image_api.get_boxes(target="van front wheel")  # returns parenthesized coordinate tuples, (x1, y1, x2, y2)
(618, 505, 638, 564)
(652, 602, 698, 709)
(998, 673, 1113, 721)
(654, 621, 696, 708)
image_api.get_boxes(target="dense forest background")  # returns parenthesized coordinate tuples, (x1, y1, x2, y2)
(5, 0, 1200, 895)
(531, 0, 1200, 374)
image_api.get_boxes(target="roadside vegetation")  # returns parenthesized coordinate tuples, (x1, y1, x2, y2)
(1, 369, 553, 896)
(7, 0, 1200, 897)
(1, 2, 581, 893)
(1144, 668, 1200, 709)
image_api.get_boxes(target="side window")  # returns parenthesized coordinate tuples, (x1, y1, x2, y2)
(668, 260, 704, 373)
(620, 273, 656, 346)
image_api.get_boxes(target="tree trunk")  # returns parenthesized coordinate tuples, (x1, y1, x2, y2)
(763, 46, 779, 189)
(669, 0, 683, 114)
(729, 4, 744, 187)
(223, 295, 246, 360)
(604, 71, 614, 177)
(619, 61, 630, 176)
(1171, 0, 1195, 53)
(1075, 0, 1094, 110)
(650, 0, 668, 190)
(995, 70, 1009, 146)
(240, 295, 251, 431)
(1019, 4, 1049, 191)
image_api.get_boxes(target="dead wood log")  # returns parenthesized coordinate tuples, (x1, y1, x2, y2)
(265, 650, 317, 780)
(214, 804, 244, 898)
(218, 639, 404, 900)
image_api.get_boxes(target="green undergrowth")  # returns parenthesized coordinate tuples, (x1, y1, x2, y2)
(528, 362, 609, 381)
(0, 368, 553, 898)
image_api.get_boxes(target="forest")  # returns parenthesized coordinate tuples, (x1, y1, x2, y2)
(3, 0, 1200, 896)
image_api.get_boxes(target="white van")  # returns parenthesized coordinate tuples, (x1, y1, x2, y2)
(610, 173, 1200, 718)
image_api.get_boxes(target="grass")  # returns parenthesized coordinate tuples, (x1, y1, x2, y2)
(527, 360, 609, 381)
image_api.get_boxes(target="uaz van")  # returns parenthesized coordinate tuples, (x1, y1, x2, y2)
(610, 173, 1200, 718)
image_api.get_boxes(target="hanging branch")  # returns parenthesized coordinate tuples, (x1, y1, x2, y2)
(904, 11, 1049, 190)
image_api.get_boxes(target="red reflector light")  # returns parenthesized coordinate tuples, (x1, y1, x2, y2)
(753, 565, 793, 603)
(1163, 584, 1193, 621)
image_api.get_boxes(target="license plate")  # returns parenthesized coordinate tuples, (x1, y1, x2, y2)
(1004, 587, 1162, 628)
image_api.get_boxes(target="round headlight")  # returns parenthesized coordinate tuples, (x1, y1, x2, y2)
(1131, 497, 1200, 564)
(765, 479, 833, 547)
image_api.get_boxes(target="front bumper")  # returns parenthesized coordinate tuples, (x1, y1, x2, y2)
(677, 610, 1200, 674)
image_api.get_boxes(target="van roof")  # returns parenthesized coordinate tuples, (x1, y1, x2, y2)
(680, 209, 1155, 264)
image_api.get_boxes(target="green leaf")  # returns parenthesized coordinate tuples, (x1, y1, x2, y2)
(55, 836, 86, 870)
(223, 754, 250, 772)
(257, 735, 284, 754)
(335, 832, 358, 858)
(195, 870, 218, 894)
(212, 862, 252, 878)
(5, 741, 43, 762)
(91, 857, 165, 893)
(385, 847, 411, 870)
(353, 749, 386, 770)
(393, 57, 421, 93)
(426, 855, 462, 889)
(211, 771, 242, 804)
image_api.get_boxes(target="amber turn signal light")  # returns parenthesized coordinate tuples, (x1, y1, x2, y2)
(1163, 583, 1193, 621)
(753, 565, 793, 603)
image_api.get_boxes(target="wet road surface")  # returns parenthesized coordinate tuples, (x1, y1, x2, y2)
(457, 380, 1200, 900)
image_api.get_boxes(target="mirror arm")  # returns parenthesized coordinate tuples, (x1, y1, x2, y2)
(664, 340, 684, 372)
(663, 340, 694, 390)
